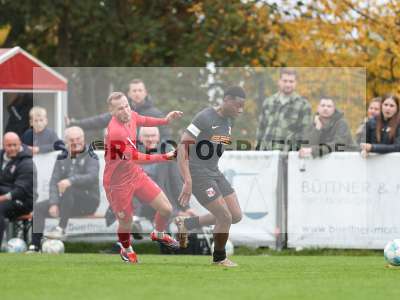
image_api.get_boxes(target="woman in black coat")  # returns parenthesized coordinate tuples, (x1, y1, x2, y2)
(361, 94, 400, 157)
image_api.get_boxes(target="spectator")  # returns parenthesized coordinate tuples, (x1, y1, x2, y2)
(137, 126, 195, 221)
(361, 94, 400, 157)
(299, 98, 355, 158)
(355, 97, 381, 144)
(5, 94, 33, 138)
(66, 79, 172, 141)
(29, 127, 100, 251)
(21, 106, 60, 154)
(256, 68, 312, 151)
(0, 132, 36, 247)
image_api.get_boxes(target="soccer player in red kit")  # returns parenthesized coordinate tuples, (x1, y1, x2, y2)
(103, 92, 183, 264)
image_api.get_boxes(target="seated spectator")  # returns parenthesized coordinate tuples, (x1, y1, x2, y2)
(22, 106, 60, 154)
(137, 127, 195, 221)
(0, 132, 36, 248)
(355, 97, 381, 144)
(30, 127, 100, 251)
(360, 94, 400, 157)
(299, 97, 354, 158)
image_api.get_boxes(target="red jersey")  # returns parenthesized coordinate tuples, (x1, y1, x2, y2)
(103, 111, 168, 187)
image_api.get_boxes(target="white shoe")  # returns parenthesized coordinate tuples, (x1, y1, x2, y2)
(212, 258, 238, 267)
(45, 226, 66, 240)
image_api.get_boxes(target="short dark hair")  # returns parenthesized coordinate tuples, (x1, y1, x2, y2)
(319, 97, 336, 108)
(224, 86, 246, 100)
(129, 79, 145, 87)
(279, 68, 297, 79)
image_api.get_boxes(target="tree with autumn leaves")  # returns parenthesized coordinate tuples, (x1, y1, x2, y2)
(0, 0, 398, 141)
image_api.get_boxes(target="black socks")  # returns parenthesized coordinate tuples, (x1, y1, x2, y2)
(213, 249, 226, 262)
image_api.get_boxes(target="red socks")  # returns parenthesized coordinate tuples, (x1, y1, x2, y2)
(154, 212, 169, 232)
(118, 225, 131, 248)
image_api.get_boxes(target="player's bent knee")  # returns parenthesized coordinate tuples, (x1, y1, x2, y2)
(160, 205, 172, 217)
(232, 212, 242, 224)
(217, 210, 232, 225)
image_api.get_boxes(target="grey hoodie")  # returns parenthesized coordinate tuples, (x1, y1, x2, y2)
(302, 110, 355, 157)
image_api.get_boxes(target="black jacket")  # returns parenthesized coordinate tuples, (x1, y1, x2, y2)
(303, 110, 355, 157)
(71, 96, 172, 141)
(49, 146, 100, 206)
(138, 144, 185, 212)
(0, 147, 37, 210)
(364, 117, 400, 154)
(5, 94, 32, 137)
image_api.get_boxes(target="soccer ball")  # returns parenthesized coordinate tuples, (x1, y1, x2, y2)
(384, 239, 400, 266)
(211, 239, 234, 256)
(42, 239, 65, 254)
(6, 238, 27, 253)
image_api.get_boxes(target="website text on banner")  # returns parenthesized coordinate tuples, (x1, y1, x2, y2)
(288, 152, 400, 249)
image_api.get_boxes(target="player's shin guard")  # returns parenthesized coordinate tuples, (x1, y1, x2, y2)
(154, 212, 169, 232)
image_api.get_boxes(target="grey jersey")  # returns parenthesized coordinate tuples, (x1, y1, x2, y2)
(186, 107, 232, 176)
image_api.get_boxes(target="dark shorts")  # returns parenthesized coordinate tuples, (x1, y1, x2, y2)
(191, 172, 235, 207)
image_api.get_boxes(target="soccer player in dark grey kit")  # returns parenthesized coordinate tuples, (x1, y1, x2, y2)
(176, 86, 246, 267)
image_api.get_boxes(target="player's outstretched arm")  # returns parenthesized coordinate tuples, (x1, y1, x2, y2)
(132, 149, 176, 164)
(177, 132, 195, 206)
(165, 111, 183, 123)
(136, 111, 183, 127)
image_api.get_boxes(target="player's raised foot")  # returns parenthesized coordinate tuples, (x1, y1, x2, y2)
(174, 216, 189, 248)
(150, 231, 179, 250)
(212, 258, 238, 267)
(117, 243, 139, 264)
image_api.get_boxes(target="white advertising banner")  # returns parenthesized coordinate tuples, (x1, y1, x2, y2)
(190, 151, 281, 247)
(288, 152, 400, 249)
(33, 152, 58, 203)
(34, 151, 280, 246)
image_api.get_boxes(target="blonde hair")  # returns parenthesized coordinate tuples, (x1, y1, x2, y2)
(29, 106, 47, 119)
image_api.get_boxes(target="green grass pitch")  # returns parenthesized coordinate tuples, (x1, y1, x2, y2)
(1, 254, 399, 300)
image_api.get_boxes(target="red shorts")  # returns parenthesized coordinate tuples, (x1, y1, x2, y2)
(104, 173, 161, 221)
